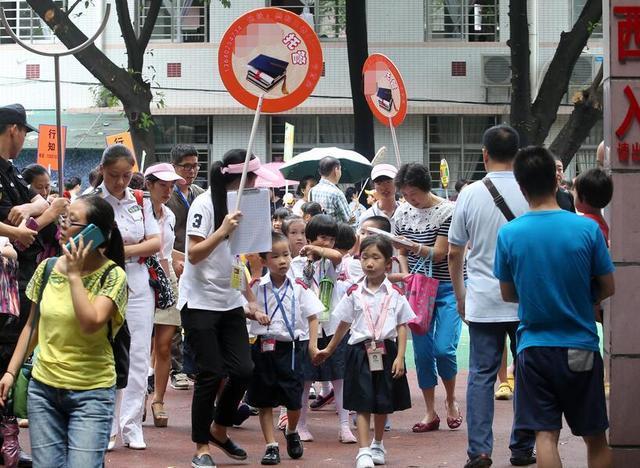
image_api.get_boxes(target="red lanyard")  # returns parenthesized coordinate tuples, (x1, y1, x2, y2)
(359, 288, 392, 341)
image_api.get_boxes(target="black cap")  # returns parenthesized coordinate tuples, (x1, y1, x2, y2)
(0, 104, 37, 132)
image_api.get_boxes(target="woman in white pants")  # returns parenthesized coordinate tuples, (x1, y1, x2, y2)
(96, 144, 160, 450)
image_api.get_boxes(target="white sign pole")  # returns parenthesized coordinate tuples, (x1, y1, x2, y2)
(235, 93, 265, 211)
(388, 115, 401, 167)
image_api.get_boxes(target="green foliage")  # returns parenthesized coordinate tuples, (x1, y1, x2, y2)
(137, 112, 155, 130)
(90, 85, 120, 107)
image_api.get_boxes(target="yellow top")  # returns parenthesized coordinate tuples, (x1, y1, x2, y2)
(26, 259, 128, 390)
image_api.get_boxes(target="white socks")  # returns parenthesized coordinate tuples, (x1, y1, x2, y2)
(332, 379, 349, 426)
(299, 381, 312, 428)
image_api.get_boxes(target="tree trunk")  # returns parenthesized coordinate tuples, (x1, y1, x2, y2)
(508, 0, 533, 146)
(346, 0, 375, 161)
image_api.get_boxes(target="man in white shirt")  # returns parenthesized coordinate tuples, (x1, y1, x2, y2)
(448, 125, 535, 468)
(358, 164, 400, 232)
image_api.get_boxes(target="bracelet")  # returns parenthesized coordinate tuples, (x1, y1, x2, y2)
(4, 370, 15, 380)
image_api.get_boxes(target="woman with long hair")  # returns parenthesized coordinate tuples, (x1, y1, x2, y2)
(0, 195, 128, 467)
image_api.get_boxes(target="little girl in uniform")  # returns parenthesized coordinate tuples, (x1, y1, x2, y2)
(246, 231, 323, 465)
(282, 215, 307, 280)
(314, 235, 414, 468)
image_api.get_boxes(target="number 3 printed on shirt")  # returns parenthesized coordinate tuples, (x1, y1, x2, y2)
(192, 213, 203, 229)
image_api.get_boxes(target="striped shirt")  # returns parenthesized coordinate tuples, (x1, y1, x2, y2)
(393, 200, 455, 281)
(309, 179, 351, 223)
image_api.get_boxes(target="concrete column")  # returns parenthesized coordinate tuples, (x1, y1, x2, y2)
(603, 1, 640, 464)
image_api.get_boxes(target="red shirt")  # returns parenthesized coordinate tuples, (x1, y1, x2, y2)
(583, 213, 609, 245)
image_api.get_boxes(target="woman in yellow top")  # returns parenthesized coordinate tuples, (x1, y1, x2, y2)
(0, 195, 128, 468)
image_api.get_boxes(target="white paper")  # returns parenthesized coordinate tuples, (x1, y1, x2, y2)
(227, 188, 272, 255)
(365, 226, 415, 247)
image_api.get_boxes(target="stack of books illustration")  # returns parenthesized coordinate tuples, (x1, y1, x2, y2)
(376, 87, 394, 112)
(247, 54, 289, 92)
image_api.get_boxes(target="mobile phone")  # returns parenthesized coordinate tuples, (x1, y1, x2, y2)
(65, 224, 105, 252)
(14, 217, 39, 251)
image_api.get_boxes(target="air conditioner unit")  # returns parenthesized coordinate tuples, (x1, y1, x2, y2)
(482, 55, 511, 103)
(564, 55, 595, 103)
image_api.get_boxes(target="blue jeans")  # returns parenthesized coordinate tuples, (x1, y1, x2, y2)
(413, 281, 462, 389)
(28, 378, 116, 468)
(466, 321, 535, 459)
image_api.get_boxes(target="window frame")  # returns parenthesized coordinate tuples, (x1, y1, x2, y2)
(0, 1, 67, 44)
(268, 0, 346, 41)
(423, 0, 500, 43)
(137, 0, 209, 44)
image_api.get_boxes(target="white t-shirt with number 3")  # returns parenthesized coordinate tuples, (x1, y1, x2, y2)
(178, 189, 245, 312)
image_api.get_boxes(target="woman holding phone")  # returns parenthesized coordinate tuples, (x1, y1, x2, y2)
(0, 195, 128, 467)
(96, 144, 161, 450)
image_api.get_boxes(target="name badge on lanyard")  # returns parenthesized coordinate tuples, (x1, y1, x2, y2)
(361, 291, 392, 372)
(230, 256, 244, 290)
(262, 281, 297, 369)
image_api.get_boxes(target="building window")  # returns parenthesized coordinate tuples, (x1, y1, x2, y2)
(0, 1, 65, 44)
(425, 0, 499, 42)
(425, 115, 499, 192)
(139, 0, 208, 43)
(270, 115, 353, 161)
(269, 0, 346, 40)
(571, 0, 602, 40)
(569, 120, 603, 176)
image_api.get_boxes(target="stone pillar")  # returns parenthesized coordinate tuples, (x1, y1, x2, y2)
(603, 1, 640, 464)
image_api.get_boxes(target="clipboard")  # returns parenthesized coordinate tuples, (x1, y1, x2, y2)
(365, 226, 414, 247)
(227, 188, 272, 255)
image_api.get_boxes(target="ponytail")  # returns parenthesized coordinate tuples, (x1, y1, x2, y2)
(210, 149, 256, 231)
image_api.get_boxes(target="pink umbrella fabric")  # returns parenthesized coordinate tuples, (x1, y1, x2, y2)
(254, 162, 299, 188)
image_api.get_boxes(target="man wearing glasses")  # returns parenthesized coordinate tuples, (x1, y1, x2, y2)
(166, 144, 204, 390)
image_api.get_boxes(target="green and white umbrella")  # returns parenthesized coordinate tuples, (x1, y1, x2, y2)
(279, 147, 372, 183)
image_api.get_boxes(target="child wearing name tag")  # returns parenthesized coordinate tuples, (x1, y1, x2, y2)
(314, 235, 414, 468)
(246, 232, 323, 466)
(297, 215, 357, 443)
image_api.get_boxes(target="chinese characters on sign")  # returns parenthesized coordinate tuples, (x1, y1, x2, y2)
(36, 124, 66, 171)
(105, 131, 139, 172)
(614, 6, 640, 63)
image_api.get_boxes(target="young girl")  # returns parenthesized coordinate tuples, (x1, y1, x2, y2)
(246, 231, 323, 465)
(178, 149, 273, 468)
(314, 235, 414, 468)
(282, 215, 307, 279)
(298, 215, 356, 443)
(271, 207, 290, 233)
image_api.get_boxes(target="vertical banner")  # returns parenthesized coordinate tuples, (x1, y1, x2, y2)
(105, 131, 139, 172)
(283, 122, 295, 162)
(37, 124, 66, 171)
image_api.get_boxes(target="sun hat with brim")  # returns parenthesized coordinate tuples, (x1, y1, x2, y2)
(144, 163, 186, 184)
(371, 164, 398, 182)
(221, 156, 280, 184)
(0, 104, 38, 132)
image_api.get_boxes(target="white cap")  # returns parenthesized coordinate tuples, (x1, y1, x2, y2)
(371, 164, 398, 182)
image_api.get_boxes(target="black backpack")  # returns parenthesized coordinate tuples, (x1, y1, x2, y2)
(100, 264, 131, 389)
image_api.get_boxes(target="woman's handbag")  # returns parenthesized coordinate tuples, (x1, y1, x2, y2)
(145, 254, 176, 310)
(0, 257, 20, 321)
(404, 251, 439, 335)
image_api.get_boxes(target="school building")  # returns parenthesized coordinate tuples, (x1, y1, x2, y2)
(0, 0, 603, 187)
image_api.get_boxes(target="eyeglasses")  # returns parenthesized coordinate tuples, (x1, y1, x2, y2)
(174, 163, 200, 172)
(58, 215, 88, 229)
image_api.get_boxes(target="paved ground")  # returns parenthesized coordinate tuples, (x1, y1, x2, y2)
(96, 370, 589, 468)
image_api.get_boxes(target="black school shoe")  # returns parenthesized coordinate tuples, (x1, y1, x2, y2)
(285, 432, 304, 459)
(208, 434, 247, 460)
(464, 453, 493, 468)
(261, 445, 281, 465)
(510, 449, 536, 466)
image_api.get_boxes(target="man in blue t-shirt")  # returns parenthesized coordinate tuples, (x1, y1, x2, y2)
(494, 146, 615, 468)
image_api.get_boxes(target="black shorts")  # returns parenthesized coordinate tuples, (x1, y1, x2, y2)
(246, 338, 304, 410)
(300, 332, 349, 382)
(514, 347, 608, 436)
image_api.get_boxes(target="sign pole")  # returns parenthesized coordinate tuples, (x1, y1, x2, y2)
(235, 93, 265, 211)
(388, 116, 401, 167)
(53, 55, 63, 191)
(356, 146, 387, 201)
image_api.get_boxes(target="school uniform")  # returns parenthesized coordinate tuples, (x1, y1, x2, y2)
(246, 274, 324, 410)
(333, 278, 415, 415)
(97, 184, 160, 446)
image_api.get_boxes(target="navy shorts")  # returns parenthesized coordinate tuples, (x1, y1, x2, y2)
(514, 347, 608, 436)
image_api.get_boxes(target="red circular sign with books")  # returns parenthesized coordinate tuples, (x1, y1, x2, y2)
(218, 7, 323, 113)
(362, 53, 408, 127)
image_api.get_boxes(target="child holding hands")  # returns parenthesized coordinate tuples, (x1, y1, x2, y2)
(314, 235, 414, 468)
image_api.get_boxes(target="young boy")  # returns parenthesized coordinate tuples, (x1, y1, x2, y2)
(494, 146, 615, 468)
(246, 232, 324, 465)
(301, 201, 323, 223)
(574, 168, 613, 245)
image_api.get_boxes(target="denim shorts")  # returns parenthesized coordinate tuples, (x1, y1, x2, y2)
(514, 347, 608, 436)
(28, 378, 116, 468)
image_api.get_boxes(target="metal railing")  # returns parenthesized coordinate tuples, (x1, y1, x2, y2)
(139, 0, 208, 43)
(425, 0, 499, 42)
(0, 1, 62, 44)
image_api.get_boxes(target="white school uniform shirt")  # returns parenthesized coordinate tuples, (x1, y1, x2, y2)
(333, 278, 415, 346)
(288, 255, 307, 280)
(250, 273, 324, 341)
(157, 204, 176, 263)
(97, 184, 160, 294)
(178, 189, 245, 311)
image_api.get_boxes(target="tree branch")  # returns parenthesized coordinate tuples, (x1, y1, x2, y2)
(508, 0, 533, 146)
(66, 0, 82, 15)
(114, 0, 140, 72)
(549, 63, 603, 166)
(530, 0, 601, 144)
(138, 0, 162, 55)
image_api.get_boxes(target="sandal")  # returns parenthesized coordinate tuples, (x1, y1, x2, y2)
(151, 401, 168, 428)
(412, 415, 440, 432)
(446, 401, 463, 430)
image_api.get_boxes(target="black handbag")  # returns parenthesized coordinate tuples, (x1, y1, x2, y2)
(145, 254, 176, 310)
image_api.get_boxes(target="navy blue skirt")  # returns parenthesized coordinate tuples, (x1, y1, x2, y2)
(299, 332, 349, 382)
(343, 339, 412, 415)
